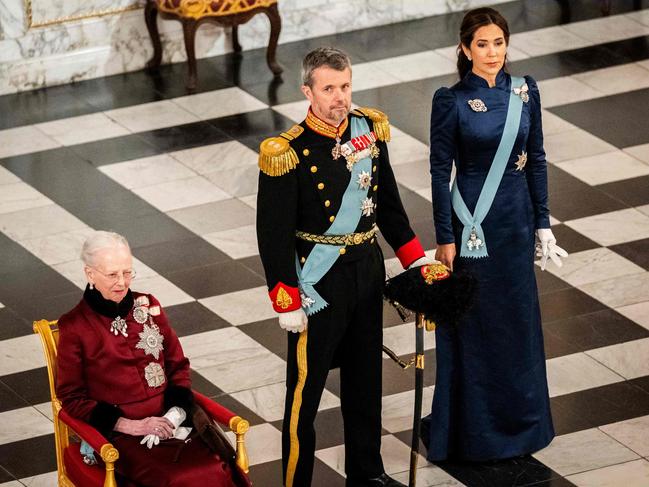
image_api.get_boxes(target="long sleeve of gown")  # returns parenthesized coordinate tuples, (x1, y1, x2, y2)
(429, 87, 458, 244)
(524, 76, 550, 229)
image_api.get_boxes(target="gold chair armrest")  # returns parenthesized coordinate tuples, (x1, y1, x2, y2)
(229, 416, 250, 473)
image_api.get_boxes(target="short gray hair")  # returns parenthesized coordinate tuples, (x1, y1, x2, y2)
(301, 47, 351, 87)
(81, 231, 130, 267)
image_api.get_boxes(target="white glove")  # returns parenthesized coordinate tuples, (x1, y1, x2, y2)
(536, 228, 568, 271)
(140, 407, 186, 449)
(278, 308, 308, 333)
(408, 256, 435, 270)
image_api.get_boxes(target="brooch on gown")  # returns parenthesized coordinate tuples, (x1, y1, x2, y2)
(132, 295, 149, 324)
(144, 362, 165, 388)
(513, 82, 529, 103)
(109, 317, 128, 337)
(468, 99, 487, 112)
(515, 151, 528, 171)
(136, 323, 164, 359)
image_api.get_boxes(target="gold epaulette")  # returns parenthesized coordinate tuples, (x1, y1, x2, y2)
(258, 125, 303, 177)
(353, 107, 391, 142)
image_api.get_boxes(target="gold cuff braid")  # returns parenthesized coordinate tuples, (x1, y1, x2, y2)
(296, 225, 377, 246)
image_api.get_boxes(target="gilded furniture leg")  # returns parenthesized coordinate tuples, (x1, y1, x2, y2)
(229, 416, 250, 473)
(182, 19, 199, 91)
(232, 25, 242, 53)
(144, 0, 163, 70)
(264, 3, 283, 75)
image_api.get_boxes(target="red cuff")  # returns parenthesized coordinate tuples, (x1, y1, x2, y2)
(268, 282, 301, 313)
(395, 236, 425, 269)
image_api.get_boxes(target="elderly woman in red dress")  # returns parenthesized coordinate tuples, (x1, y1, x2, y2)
(56, 231, 240, 487)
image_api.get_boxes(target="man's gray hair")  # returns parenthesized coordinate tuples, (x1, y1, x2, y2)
(81, 231, 130, 267)
(301, 47, 351, 87)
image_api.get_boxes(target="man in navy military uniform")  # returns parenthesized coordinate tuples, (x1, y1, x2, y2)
(256, 47, 428, 487)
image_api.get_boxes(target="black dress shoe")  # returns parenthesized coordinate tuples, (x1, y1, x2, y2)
(347, 473, 407, 487)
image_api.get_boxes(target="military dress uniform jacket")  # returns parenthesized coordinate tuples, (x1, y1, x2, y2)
(257, 107, 425, 312)
(57, 288, 192, 437)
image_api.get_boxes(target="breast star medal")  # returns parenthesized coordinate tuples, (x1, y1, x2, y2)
(110, 316, 128, 337)
(515, 151, 528, 171)
(361, 197, 375, 217)
(144, 362, 165, 388)
(135, 323, 164, 359)
(468, 99, 487, 112)
(357, 171, 372, 189)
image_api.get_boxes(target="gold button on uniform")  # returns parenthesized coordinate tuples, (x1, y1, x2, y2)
(317, 183, 325, 190)
(339, 248, 346, 255)
(373, 185, 378, 191)
(324, 200, 331, 207)
(329, 216, 335, 222)
(311, 165, 318, 173)
(303, 149, 310, 156)
(372, 165, 377, 172)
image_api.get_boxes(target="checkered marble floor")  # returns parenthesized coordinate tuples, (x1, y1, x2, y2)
(2, 1, 649, 485)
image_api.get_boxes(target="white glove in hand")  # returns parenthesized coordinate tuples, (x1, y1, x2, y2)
(278, 308, 308, 333)
(140, 407, 186, 449)
(536, 228, 568, 271)
(408, 256, 436, 270)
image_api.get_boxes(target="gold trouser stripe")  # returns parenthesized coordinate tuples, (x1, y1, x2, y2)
(286, 331, 308, 487)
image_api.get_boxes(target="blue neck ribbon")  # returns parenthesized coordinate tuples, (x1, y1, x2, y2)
(451, 76, 525, 258)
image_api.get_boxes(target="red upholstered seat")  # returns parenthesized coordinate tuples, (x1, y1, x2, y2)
(64, 442, 106, 487)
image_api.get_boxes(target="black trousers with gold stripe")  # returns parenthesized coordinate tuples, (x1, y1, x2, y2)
(282, 245, 386, 487)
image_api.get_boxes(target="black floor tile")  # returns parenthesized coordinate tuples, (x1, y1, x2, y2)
(238, 318, 286, 361)
(0, 381, 29, 413)
(210, 393, 266, 427)
(551, 379, 649, 436)
(314, 407, 346, 450)
(132, 237, 230, 274)
(0, 434, 56, 479)
(535, 269, 572, 296)
(539, 287, 607, 323)
(410, 218, 437, 252)
(542, 327, 580, 360)
(138, 120, 232, 153)
(0, 466, 16, 484)
(0, 232, 49, 275)
(435, 455, 563, 487)
(629, 375, 649, 395)
(399, 186, 435, 222)
(549, 88, 649, 149)
(190, 369, 224, 399)
(164, 301, 232, 337)
(237, 255, 266, 279)
(70, 133, 161, 167)
(547, 165, 590, 196)
(610, 238, 649, 270)
(206, 109, 295, 141)
(145, 57, 235, 99)
(549, 224, 600, 254)
(1, 367, 50, 407)
(598, 175, 649, 208)
(166, 260, 265, 299)
(73, 72, 167, 111)
(248, 459, 284, 487)
(381, 349, 436, 396)
(543, 308, 649, 353)
(549, 186, 628, 221)
(0, 307, 32, 341)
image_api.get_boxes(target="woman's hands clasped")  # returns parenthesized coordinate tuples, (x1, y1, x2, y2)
(115, 416, 175, 439)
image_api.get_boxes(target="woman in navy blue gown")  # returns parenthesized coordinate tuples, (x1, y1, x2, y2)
(422, 7, 567, 461)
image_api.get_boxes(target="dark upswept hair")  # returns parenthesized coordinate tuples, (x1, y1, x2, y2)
(301, 47, 351, 87)
(457, 7, 510, 79)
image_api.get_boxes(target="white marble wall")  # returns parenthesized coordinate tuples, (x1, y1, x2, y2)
(0, 0, 509, 95)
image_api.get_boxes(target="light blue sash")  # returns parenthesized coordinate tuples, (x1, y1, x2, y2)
(451, 76, 525, 258)
(297, 116, 373, 315)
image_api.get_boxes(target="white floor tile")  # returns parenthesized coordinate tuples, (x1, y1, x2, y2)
(272, 100, 311, 124)
(180, 327, 266, 370)
(533, 428, 639, 476)
(99, 154, 197, 189)
(388, 133, 430, 166)
(624, 143, 649, 165)
(52, 259, 86, 289)
(0, 406, 53, 445)
(200, 350, 285, 393)
(16, 471, 59, 487)
(580, 272, 649, 309)
(131, 275, 194, 307)
(0, 334, 46, 375)
(199, 286, 276, 326)
(203, 224, 259, 259)
(19, 228, 94, 266)
(168, 198, 256, 235)
(0, 125, 60, 159)
(382, 386, 434, 433)
(0, 204, 87, 241)
(105, 100, 199, 133)
(371, 50, 456, 82)
(204, 164, 259, 197)
(392, 464, 466, 486)
(544, 247, 645, 287)
(0, 182, 52, 214)
(0, 166, 20, 185)
(172, 87, 267, 120)
(227, 423, 282, 466)
(131, 176, 230, 212)
(171, 140, 258, 175)
(392, 160, 431, 190)
(537, 77, 604, 108)
(586, 338, 649, 380)
(633, 9, 649, 27)
(383, 322, 436, 358)
(540, 109, 577, 136)
(35, 112, 129, 145)
(565, 208, 649, 246)
(510, 26, 591, 56)
(546, 352, 623, 398)
(544, 129, 615, 163)
(564, 14, 649, 44)
(352, 61, 401, 91)
(555, 151, 649, 185)
(601, 415, 649, 457)
(238, 194, 257, 210)
(567, 459, 649, 487)
(616, 301, 649, 331)
(573, 63, 649, 96)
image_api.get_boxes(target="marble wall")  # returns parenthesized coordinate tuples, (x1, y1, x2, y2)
(0, 0, 509, 94)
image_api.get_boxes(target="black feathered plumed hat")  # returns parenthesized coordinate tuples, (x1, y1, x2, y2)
(383, 264, 476, 327)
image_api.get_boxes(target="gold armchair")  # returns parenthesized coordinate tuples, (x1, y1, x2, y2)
(33, 319, 250, 487)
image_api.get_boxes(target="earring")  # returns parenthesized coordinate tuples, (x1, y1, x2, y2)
(468, 55, 472, 61)
(89, 283, 94, 290)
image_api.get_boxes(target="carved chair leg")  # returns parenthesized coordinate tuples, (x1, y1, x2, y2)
(144, 1, 163, 70)
(264, 3, 283, 76)
(232, 25, 242, 53)
(182, 19, 199, 91)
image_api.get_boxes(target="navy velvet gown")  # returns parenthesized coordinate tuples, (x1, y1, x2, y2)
(422, 70, 554, 461)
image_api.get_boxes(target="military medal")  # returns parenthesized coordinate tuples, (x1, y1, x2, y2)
(300, 292, 315, 309)
(110, 316, 128, 337)
(515, 151, 528, 171)
(468, 99, 487, 112)
(357, 171, 372, 189)
(361, 197, 375, 217)
(135, 323, 164, 359)
(133, 306, 148, 324)
(466, 227, 484, 251)
(331, 137, 343, 160)
(144, 362, 165, 388)
(340, 132, 379, 171)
